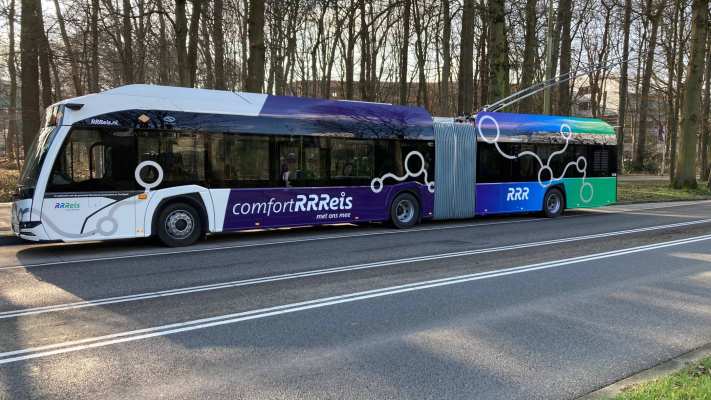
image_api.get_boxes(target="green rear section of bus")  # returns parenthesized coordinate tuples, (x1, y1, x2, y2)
(562, 177, 617, 209)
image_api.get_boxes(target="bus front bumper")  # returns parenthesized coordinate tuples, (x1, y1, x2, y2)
(11, 201, 49, 242)
(14, 221, 46, 241)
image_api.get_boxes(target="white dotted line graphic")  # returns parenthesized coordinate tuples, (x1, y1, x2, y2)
(476, 115, 593, 203)
(371, 151, 435, 194)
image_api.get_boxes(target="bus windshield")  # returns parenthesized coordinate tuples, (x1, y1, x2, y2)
(18, 126, 59, 191)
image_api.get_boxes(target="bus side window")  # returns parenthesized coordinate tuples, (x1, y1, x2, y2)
(301, 136, 328, 184)
(275, 136, 301, 187)
(208, 133, 270, 188)
(330, 139, 374, 184)
(136, 130, 206, 188)
(477, 142, 512, 183)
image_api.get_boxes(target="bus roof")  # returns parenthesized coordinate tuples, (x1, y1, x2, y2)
(475, 111, 616, 145)
(57, 84, 435, 140)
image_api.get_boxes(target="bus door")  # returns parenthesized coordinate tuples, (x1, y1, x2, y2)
(42, 128, 138, 241)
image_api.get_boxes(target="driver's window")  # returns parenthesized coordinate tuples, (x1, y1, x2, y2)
(52, 129, 101, 186)
(47, 128, 136, 192)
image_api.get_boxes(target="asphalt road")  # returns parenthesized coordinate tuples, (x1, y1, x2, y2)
(1, 201, 711, 399)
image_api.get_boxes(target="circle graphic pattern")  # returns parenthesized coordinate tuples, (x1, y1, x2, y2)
(370, 151, 435, 194)
(135, 160, 164, 191)
(477, 115, 594, 204)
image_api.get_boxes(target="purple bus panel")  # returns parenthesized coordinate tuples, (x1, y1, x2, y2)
(222, 182, 434, 231)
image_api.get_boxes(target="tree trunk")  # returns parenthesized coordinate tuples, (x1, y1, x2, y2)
(7, 0, 18, 164)
(135, 0, 147, 82)
(487, 0, 509, 104)
(213, 0, 225, 89)
(669, 6, 687, 180)
(476, 10, 488, 110)
(457, 0, 474, 115)
(398, 0, 411, 105)
(700, 35, 711, 181)
(53, 0, 83, 96)
(663, 0, 681, 177)
(673, 0, 708, 188)
(413, 0, 427, 108)
(38, 12, 52, 107)
(439, 0, 451, 114)
(344, 6, 356, 99)
(90, 0, 100, 92)
(49, 47, 63, 100)
(321, 5, 343, 100)
(20, 0, 41, 154)
(186, 0, 202, 87)
(175, 0, 188, 85)
(359, 0, 371, 100)
(200, 1, 214, 88)
(617, 0, 632, 172)
(632, 2, 662, 171)
(310, 7, 323, 98)
(543, 0, 560, 114)
(158, 0, 169, 84)
(122, 0, 133, 83)
(246, 0, 265, 92)
(518, 0, 538, 113)
(556, 0, 573, 115)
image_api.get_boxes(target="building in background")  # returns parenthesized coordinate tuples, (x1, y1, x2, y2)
(572, 76, 667, 172)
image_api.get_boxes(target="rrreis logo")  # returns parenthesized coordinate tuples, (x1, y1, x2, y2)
(90, 118, 120, 126)
(55, 202, 80, 209)
(506, 187, 530, 201)
(232, 192, 353, 217)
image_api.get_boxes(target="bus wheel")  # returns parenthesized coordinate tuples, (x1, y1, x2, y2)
(390, 193, 420, 229)
(543, 188, 564, 218)
(157, 202, 203, 247)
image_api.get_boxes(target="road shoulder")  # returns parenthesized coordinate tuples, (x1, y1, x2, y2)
(579, 343, 711, 399)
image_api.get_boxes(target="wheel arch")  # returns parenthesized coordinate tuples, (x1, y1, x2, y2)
(391, 188, 423, 220)
(150, 193, 209, 237)
(548, 183, 567, 210)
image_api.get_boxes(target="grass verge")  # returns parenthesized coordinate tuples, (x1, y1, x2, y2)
(0, 161, 19, 203)
(611, 357, 711, 400)
(617, 180, 711, 203)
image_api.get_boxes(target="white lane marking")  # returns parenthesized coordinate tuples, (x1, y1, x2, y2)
(1, 233, 710, 366)
(2, 199, 709, 271)
(2, 218, 710, 320)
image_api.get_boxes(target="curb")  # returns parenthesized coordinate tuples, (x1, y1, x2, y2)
(578, 343, 711, 399)
(615, 198, 711, 205)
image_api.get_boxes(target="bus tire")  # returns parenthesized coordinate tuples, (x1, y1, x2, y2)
(543, 188, 565, 218)
(390, 192, 420, 229)
(156, 202, 203, 247)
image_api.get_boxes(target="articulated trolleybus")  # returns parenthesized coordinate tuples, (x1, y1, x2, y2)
(12, 85, 617, 246)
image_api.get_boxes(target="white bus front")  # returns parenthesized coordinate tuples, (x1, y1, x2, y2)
(12, 105, 139, 242)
